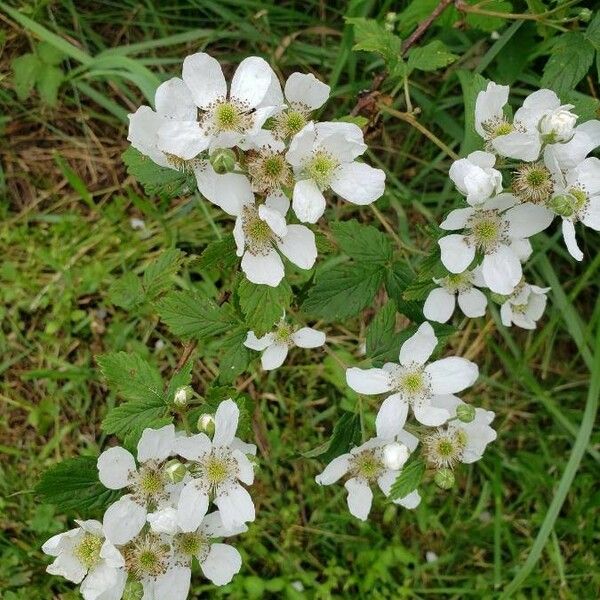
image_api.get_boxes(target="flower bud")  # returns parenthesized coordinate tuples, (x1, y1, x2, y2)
(546, 194, 575, 218)
(164, 459, 187, 484)
(123, 580, 143, 600)
(434, 468, 455, 490)
(209, 148, 236, 174)
(490, 292, 508, 305)
(578, 8, 592, 22)
(197, 413, 216, 436)
(539, 108, 577, 143)
(382, 442, 410, 470)
(173, 385, 192, 407)
(456, 404, 476, 423)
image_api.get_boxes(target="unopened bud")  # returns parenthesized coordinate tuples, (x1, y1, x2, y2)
(164, 459, 187, 483)
(489, 292, 508, 305)
(456, 404, 476, 423)
(197, 413, 216, 436)
(173, 385, 192, 407)
(123, 580, 143, 600)
(382, 442, 410, 470)
(434, 468, 455, 490)
(209, 148, 236, 174)
(579, 8, 592, 22)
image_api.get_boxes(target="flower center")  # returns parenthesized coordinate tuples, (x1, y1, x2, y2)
(131, 462, 168, 505)
(351, 449, 384, 482)
(442, 271, 473, 294)
(274, 323, 294, 345)
(176, 532, 209, 561)
(274, 108, 308, 139)
(392, 365, 431, 402)
(124, 535, 170, 579)
(247, 151, 292, 194)
(423, 429, 466, 469)
(204, 99, 252, 135)
(304, 151, 338, 189)
(513, 163, 553, 203)
(482, 117, 513, 139)
(241, 205, 276, 255)
(74, 533, 103, 569)
(193, 449, 238, 496)
(466, 210, 507, 253)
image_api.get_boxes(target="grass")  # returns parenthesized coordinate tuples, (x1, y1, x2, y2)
(1, 1, 599, 598)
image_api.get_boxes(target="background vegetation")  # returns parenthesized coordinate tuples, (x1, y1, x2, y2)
(1, 0, 599, 598)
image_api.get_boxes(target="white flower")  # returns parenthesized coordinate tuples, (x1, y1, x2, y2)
(173, 399, 257, 532)
(315, 428, 420, 521)
(147, 510, 246, 587)
(244, 319, 325, 370)
(544, 119, 600, 171)
(449, 151, 502, 205)
(42, 520, 127, 600)
(286, 121, 385, 223)
(438, 194, 554, 294)
(475, 81, 510, 142)
(500, 282, 550, 329)
(539, 106, 577, 142)
(346, 322, 478, 429)
(233, 194, 317, 286)
(97, 425, 178, 545)
(546, 156, 600, 260)
(423, 267, 487, 323)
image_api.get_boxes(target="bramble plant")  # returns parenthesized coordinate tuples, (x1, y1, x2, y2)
(3, 1, 600, 598)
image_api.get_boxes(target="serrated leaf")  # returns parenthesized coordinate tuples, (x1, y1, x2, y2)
(108, 271, 145, 309)
(365, 301, 403, 365)
(142, 249, 184, 300)
(584, 10, 600, 51)
(11, 53, 41, 101)
(457, 70, 488, 154)
(156, 291, 235, 339)
(541, 32, 595, 98)
(165, 360, 193, 402)
(36, 65, 63, 106)
(196, 236, 239, 271)
(331, 220, 392, 264)
(304, 411, 361, 462)
(389, 457, 425, 500)
(238, 279, 292, 336)
(218, 328, 251, 383)
(385, 262, 424, 322)
(303, 263, 385, 321)
(37, 41, 66, 66)
(36, 457, 120, 514)
(407, 40, 457, 73)
(122, 146, 192, 199)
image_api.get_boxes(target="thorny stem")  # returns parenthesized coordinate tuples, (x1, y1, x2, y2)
(455, 0, 581, 23)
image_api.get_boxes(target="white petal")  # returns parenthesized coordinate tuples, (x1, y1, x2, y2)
(475, 82, 509, 137)
(394, 489, 421, 509)
(147, 507, 179, 535)
(439, 235, 475, 273)
(439, 207, 474, 230)
(292, 179, 327, 223)
(241, 249, 284, 287)
(231, 56, 276, 108)
(201, 543, 242, 586)
(506, 203, 554, 238)
(258, 204, 288, 238)
(423, 287, 456, 323)
(97, 447, 135, 490)
(46, 543, 87, 584)
(157, 120, 210, 160)
(582, 196, 600, 230)
(277, 224, 317, 269)
(330, 162, 385, 205)
(285, 72, 330, 109)
(215, 483, 255, 529)
(509, 237, 533, 262)
(286, 122, 317, 167)
(213, 399, 239, 447)
(315, 454, 351, 485)
(399, 321, 437, 366)
(154, 77, 196, 120)
(153, 566, 191, 600)
(482, 244, 522, 294)
(413, 402, 451, 426)
(561, 219, 583, 260)
(316, 122, 367, 161)
(127, 106, 170, 168)
(344, 478, 373, 521)
(375, 394, 409, 439)
(81, 564, 127, 600)
(345, 367, 393, 394)
(182, 52, 226, 109)
(492, 131, 541, 162)
(231, 437, 257, 456)
(265, 190, 290, 215)
(42, 531, 73, 557)
(457, 288, 487, 318)
(425, 357, 479, 394)
(429, 394, 462, 415)
(292, 327, 325, 348)
(261, 342, 289, 370)
(233, 216, 245, 256)
(483, 192, 517, 211)
(102, 496, 146, 545)
(173, 432, 211, 461)
(233, 449, 254, 485)
(200, 510, 248, 538)
(244, 331, 275, 351)
(194, 166, 253, 216)
(544, 120, 600, 170)
(137, 424, 175, 462)
(177, 481, 209, 532)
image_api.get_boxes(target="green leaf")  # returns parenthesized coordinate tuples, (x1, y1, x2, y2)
(466, 1, 513, 32)
(165, 360, 193, 402)
(238, 279, 293, 337)
(108, 271, 145, 309)
(36, 65, 63, 106)
(304, 411, 361, 462)
(202, 385, 254, 437)
(156, 291, 235, 339)
(407, 40, 457, 73)
(142, 249, 184, 300)
(218, 328, 251, 383)
(122, 146, 192, 199)
(36, 41, 66, 65)
(331, 220, 392, 264)
(385, 262, 424, 322)
(541, 32, 595, 98)
(457, 70, 488, 154)
(365, 301, 403, 365)
(36, 457, 120, 514)
(302, 263, 385, 321)
(196, 235, 239, 271)
(584, 10, 600, 51)
(389, 457, 425, 500)
(336, 115, 369, 128)
(11, 53, 41, 101)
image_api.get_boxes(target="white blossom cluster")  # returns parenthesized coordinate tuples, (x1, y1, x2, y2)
(316, 322, 496, 521)
(426, 82, 600, 329)
(128, 52, 385, 288)
(43, 400, 257, 598)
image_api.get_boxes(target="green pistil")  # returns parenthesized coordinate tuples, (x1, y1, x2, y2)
(353, 451, 383, 481)
(305, 152, 338, 189)
(281, 110, 307, 138)
(138, 468, 164, 496)
(177, 532, 207, 557)
(247, 218, 272, 244)
(74, 534, 103, 569)
(204, 456, 230, 485)
(274, 323, 293, 343)
(444, 272, 471, 293)
(400, 371, 425, 395)
(215, 101, 241, 131)
(492, 121, 513, 137)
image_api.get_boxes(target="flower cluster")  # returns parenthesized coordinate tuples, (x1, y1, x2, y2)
(43, 400, 257, 598)
(316, 322, 496, 521)
(128, 52, 385, 287)
(427, 82, 600, 329)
